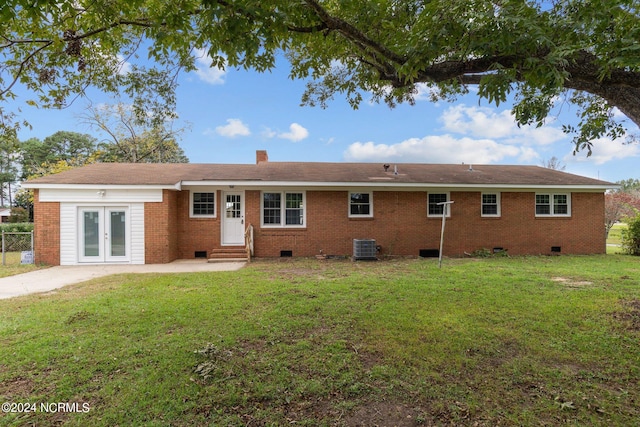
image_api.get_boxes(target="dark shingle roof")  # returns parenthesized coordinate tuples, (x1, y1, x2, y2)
(24, 161, 614, 188)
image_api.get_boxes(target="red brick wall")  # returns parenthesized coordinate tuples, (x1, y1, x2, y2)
(175, 190, 221, 258)
(144, 189, 179, 263)
(241, 190, 606, 257)
(31, 187, 607, 266)
(32, 189, 61, 265)
(443, 191, 606, 256)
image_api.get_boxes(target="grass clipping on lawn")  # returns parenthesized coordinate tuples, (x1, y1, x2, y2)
(0, 255, 639, 426)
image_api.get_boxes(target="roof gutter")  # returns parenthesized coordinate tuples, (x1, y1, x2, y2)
(180, 180, 616, 191)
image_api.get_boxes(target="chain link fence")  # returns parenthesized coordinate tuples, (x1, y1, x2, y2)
(2, 231, 34, 265)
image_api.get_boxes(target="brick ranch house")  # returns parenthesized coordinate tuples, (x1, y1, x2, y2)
(22, 150, 614, 266)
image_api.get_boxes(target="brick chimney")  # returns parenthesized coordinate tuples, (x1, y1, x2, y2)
(256, 150, 268, 164)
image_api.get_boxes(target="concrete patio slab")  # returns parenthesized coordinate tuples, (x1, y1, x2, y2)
(0, 260, 246, 300)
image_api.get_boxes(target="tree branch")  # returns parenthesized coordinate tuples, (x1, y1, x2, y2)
(302, 0, 406, 66)
(0, 39, 53, 98)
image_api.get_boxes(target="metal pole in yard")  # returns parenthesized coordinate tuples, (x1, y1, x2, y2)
(437, 201, 454, 268)
(2, 232, 4, 266)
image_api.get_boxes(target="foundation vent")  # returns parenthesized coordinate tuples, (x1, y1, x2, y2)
(419, 249, 439, 258)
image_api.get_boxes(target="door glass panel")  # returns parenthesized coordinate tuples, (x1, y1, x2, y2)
(83, 211, 100, 257)
(110, 211, 126, 257)
(226, 194, 241, 218)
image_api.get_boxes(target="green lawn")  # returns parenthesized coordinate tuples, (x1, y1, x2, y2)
(0, 252, 47, 278)
(1, 256, 639, 426)
(607, 223, 628, 254)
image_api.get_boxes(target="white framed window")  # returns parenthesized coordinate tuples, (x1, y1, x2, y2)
(481, 192, 501, 217)
(535, 193, 571, 217)
(428, 192, 451, 217)
(261, 191, 306, 227)
(349, 192, 373, 218)
(190, 191, 216, 218)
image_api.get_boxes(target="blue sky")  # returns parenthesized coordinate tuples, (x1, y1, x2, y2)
(15, 53, 640, 183)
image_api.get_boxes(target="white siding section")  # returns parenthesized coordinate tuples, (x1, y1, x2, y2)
(40, 188, 162, 203)
(59, 203, 146, 265)
(130, 204, 145, 264)
(60, 204, 78, 265)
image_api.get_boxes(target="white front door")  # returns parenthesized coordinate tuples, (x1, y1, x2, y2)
(222, 192, 244, 245)
(79, 207, 129, 263)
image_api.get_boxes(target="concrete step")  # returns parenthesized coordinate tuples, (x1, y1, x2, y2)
(208, 257, 248, 263)
(208, 247, 248, 262)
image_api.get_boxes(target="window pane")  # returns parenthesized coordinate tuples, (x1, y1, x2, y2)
(554, 194, 567, 204)
(226, 194, 241, 218)
(554, 194, 568, 215)
(554, 205, 568, 215)
(83, 211, 100, 257)
(285, 193, 304, 225)
(428, 193, 447, 215)
(350, 193, 369, 204)
(285, 209, 303, 225)
(482, 193, 499, 216)
(193, 192, 215, 215)
(482, 205, 498, 215)
(535, 194, 550, 215)
(482, 194, 497, 204)
(110, 211, 126, 257)
(286, 193, 303, 208)
(536, 205, 551, 215)
(350, 204, 370, 215)
(263, 193, 281, 224)
(536, 194, 549, 204)
(350, 192, 371, 216)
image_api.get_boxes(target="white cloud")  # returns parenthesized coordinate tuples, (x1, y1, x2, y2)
(277, 123, 309, 142)
(344, 135, 522, 164)
(261, 127, 277, 139)
(115, 54, 132, 75)
(413, 83, 439, 102)
(215, 118, 250, 137)
(193, 48, 226, 85)
(570, 137, 640, 165)
(440, 105, 565, 145)
(342, 103, 581, 165)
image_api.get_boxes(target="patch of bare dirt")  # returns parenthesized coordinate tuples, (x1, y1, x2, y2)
(0, 375, 35, 399)
(341, 400, 426, 426)
(551, 277, 593, 288)
(612, 298, 640, 331)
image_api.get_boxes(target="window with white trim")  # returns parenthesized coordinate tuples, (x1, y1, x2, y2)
(481, 193, 501, 217)
(190, 192, 216, 217)
(428, 193, 450, 217)
(535, 193, 571, 217)
(349, 192, 373, 217)
(262, 191, 305, 227)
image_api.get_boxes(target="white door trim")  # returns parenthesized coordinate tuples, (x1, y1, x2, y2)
(77, 206, 130, 263)
(221, 191, 245, 246)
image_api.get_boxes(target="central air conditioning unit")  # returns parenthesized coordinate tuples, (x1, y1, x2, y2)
(353, 239, 377, 261)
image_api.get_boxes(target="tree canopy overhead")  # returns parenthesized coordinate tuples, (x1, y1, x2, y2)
(2, 0, 639, 154)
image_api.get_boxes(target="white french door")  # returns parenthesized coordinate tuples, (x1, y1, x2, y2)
(79, 207, 129, 263)
(222, 192, 244, 245)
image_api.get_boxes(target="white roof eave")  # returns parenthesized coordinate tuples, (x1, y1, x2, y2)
(21, 182, 182, 190)
(21, 180, 616, 192)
